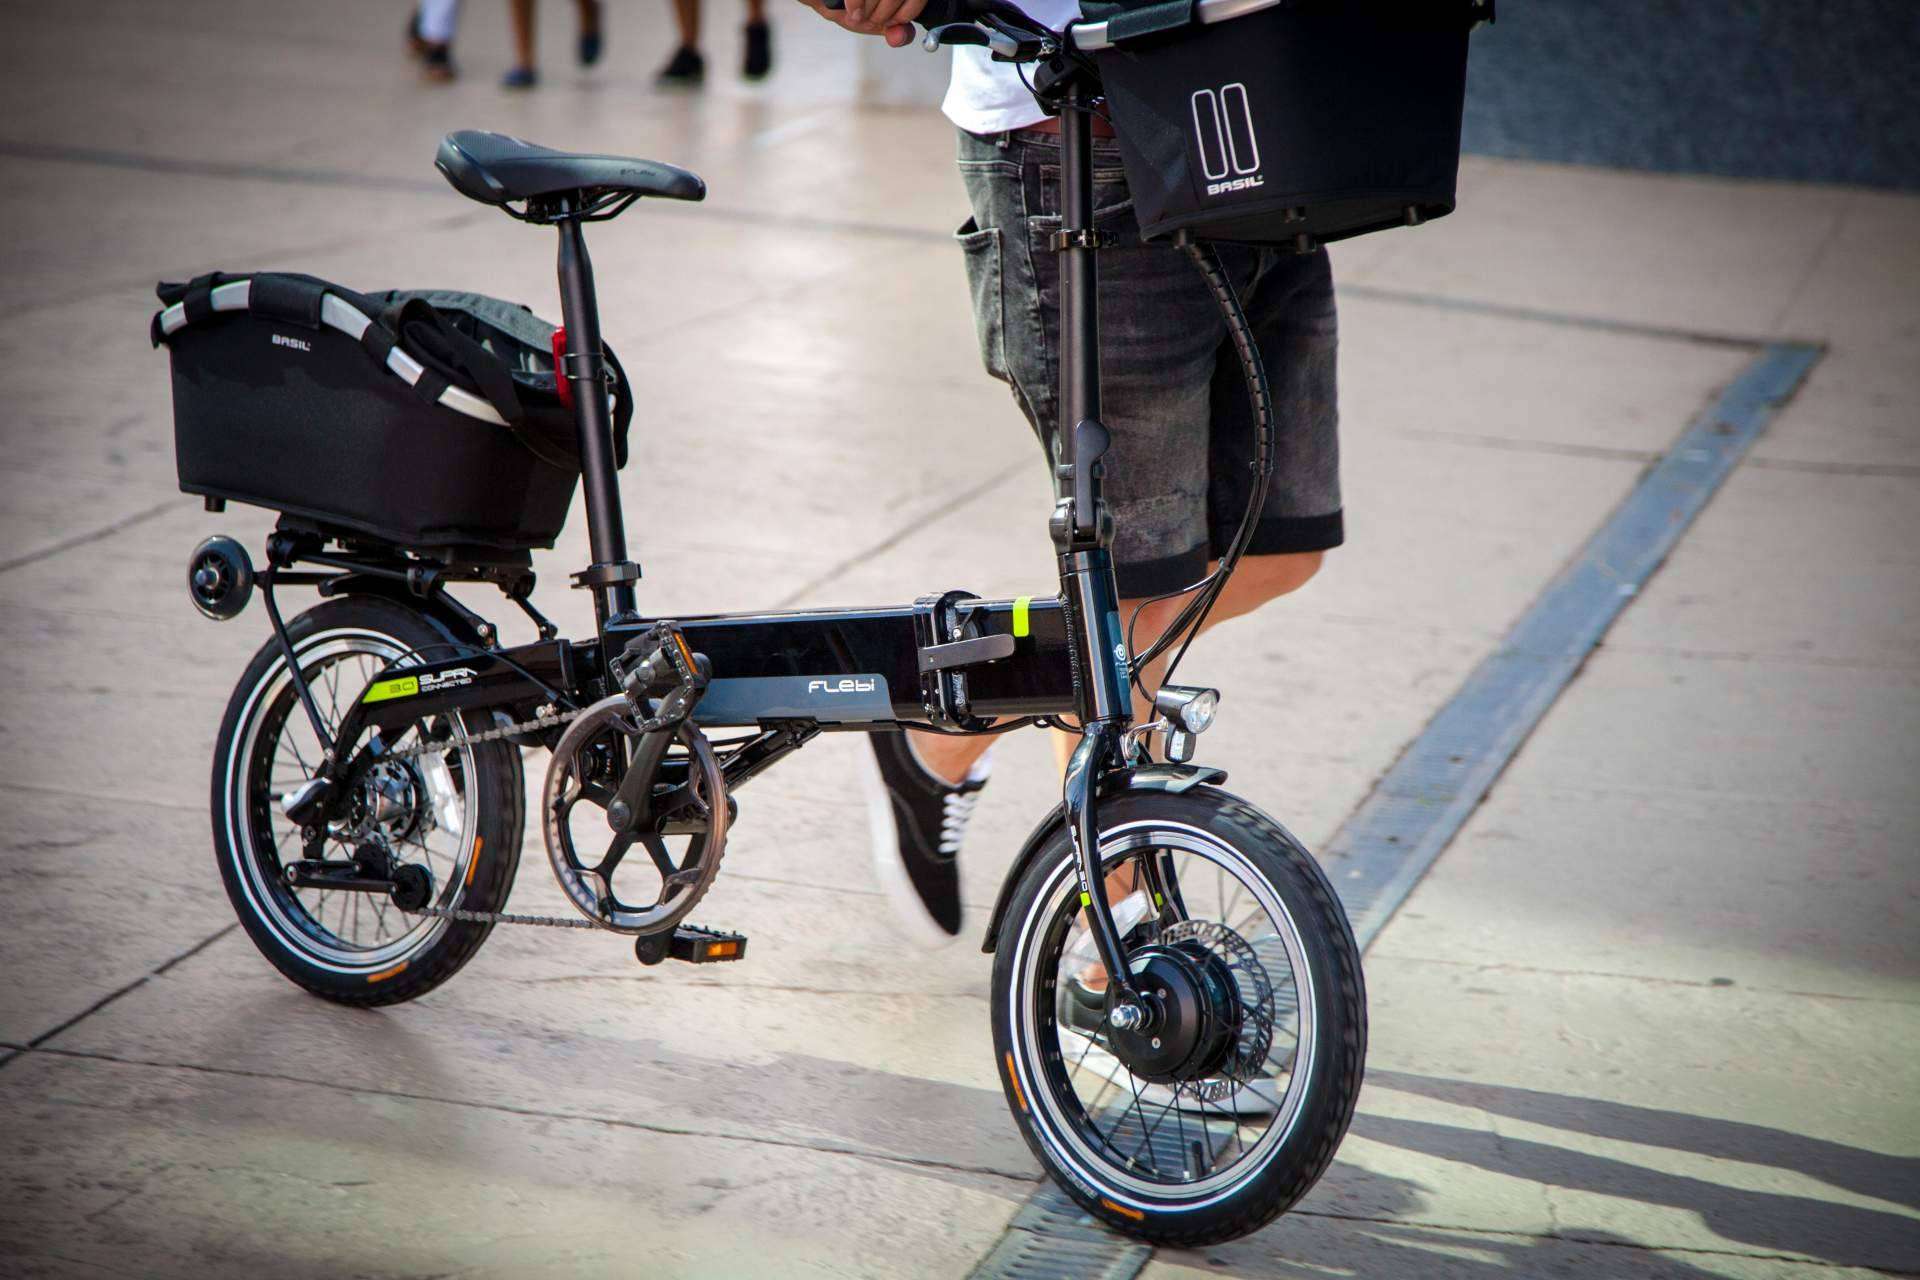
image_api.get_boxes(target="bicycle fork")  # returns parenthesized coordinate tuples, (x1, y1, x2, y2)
(1049, 75, 1147, 1018)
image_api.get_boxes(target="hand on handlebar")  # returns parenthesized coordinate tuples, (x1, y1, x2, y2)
(795, 0, 927, 47)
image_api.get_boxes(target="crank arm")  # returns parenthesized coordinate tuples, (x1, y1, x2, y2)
(284, 859, 397, 895)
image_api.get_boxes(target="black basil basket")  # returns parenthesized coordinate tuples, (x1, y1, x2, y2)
(152, 271, 632, 551)
(1080, 0, 1491, 249)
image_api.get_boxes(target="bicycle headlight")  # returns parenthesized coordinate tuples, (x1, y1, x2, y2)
(1153, 685, 1220, 735)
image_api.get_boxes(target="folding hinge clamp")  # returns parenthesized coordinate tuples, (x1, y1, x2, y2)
(1050, 228, 1119, 252)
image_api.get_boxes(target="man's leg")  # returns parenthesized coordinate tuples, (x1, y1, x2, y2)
(914, 550, 1325, 784)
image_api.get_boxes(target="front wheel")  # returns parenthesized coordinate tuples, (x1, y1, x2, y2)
(991, 787, 1366, 1246)
(210, 596, 524, 1006)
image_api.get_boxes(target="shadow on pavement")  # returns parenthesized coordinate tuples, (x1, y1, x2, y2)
(1356, 1070, 1919, 1273)
(1176, 1167, 1751, 1279)
(1370, 1068, 1920, 1211)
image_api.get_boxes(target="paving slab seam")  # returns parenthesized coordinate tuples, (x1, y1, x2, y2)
(1743, 456, 1920, 479)
(0, 498, 181, 576)
(1488, 779, 1920, 815)
(1283, 1208, 1910, 1274)
(1337, 284, 1807, 350)
(504, 975, 988, 999)
(7, 207, 490, 320)
(0, 781, 203, 815)
(969, 341, 1825, 1279)
(1359, 953, 1920, 1007)
(10, 1044, 1040, 1187)
(773, 460, 1030, 608)
(6, 924, 238, 1069)
(1585, 643, 1920, 672)
(1393, 429, 1663, 465)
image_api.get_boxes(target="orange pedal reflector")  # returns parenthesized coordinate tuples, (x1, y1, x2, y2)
(663, 924, 747, 964)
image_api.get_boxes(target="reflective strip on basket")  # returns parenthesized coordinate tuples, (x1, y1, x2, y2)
(161, 279, 511, 429)
(157, 280, 253, 337)
(1069, 0, 1281, 51)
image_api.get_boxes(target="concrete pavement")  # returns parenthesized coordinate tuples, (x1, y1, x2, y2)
(0, 3, 1915, 1277)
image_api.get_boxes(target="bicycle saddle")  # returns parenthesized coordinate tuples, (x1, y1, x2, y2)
(435, 130, 706, 209)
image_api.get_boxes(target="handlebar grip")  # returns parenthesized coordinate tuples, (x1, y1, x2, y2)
(820, 0, 977, 25)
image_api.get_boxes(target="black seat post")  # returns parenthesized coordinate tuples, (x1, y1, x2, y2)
(554, 209, 640, 623)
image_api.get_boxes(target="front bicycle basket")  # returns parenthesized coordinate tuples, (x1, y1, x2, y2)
(1084, 0, 1490, 249)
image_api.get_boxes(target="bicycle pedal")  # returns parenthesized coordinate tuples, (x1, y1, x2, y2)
(634, 924, 747, 966)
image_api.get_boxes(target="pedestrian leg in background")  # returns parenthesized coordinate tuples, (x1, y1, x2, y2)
(656, 0, 774, 87)
(505, 0, 604, 89)
(407, 0, 461, 82)
(744, 0, 773, 81)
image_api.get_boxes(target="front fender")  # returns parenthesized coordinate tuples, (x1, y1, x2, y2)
(978, 762, 1227, 953)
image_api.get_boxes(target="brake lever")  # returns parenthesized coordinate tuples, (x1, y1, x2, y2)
(922, 22, 991, 51)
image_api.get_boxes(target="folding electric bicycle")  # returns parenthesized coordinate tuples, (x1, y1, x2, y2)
(152, 0, 1451, 1245)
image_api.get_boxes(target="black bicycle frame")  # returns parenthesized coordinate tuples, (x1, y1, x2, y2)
(308, 67, 1147, 1003)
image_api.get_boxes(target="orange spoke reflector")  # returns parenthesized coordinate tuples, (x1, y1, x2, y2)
(1004, 1052, 1028, 1113)
(367, 960, 410, 984)
(1100, 1197, 1145, 1221)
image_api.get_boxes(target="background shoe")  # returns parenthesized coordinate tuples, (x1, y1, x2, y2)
(743, 22, 772, 80)
(578, 1, 603, 66)
(656, 45, 705, 88)
(419, 43, 456, 83)
(501, 65, 537, 89)
(858, 732, 990, 949)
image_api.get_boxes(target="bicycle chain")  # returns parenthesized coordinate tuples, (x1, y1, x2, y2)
(386, 703, 601, 929)
(382, 704, 588, 760)
(409, 903, 600, 930)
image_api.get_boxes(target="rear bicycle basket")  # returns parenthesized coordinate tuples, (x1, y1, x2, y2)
(152, 272, 631, 551)
(1088, 0, 1488, 249)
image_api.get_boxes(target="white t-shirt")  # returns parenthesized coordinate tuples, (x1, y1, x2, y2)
(941, 0, 1083, 134)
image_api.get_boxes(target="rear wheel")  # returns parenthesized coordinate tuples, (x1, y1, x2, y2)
(991, 787, 1366, 1246)
(210, 596, 523, 1005)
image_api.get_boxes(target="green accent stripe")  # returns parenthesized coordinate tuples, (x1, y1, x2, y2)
(1012, 596, 1032, 639)
(362, 675, 418, 703)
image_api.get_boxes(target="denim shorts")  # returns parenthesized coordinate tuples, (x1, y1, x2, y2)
(956, 128, 1343, 598)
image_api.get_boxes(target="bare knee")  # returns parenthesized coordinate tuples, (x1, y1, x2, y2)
(1231, 550, 1324, 605)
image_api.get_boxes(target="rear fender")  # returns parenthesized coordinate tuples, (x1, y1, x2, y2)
(978, 762, 1227, 953)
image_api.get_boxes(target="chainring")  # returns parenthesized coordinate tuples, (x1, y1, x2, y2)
(540, 693, 729, 935)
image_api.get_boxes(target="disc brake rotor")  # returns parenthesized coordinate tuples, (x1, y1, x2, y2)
(1160, 918, 1276, 1100)
(541, 693, 729, 935)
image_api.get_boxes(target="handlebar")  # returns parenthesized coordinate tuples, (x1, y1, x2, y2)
(820, 0, 974, 20)
(820, 0, 1035, 37)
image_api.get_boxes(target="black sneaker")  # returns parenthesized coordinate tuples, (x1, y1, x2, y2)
(859, 732, 990, 948)
(656, 45, 705, 88)
(578, 0, 604, 66)
(743, 21, 772, 81)
(420, 42, 456, 83)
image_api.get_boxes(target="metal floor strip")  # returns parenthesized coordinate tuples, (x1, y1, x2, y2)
(968, 341, 1822, 1279)
(1322, 341, 1822, 949)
